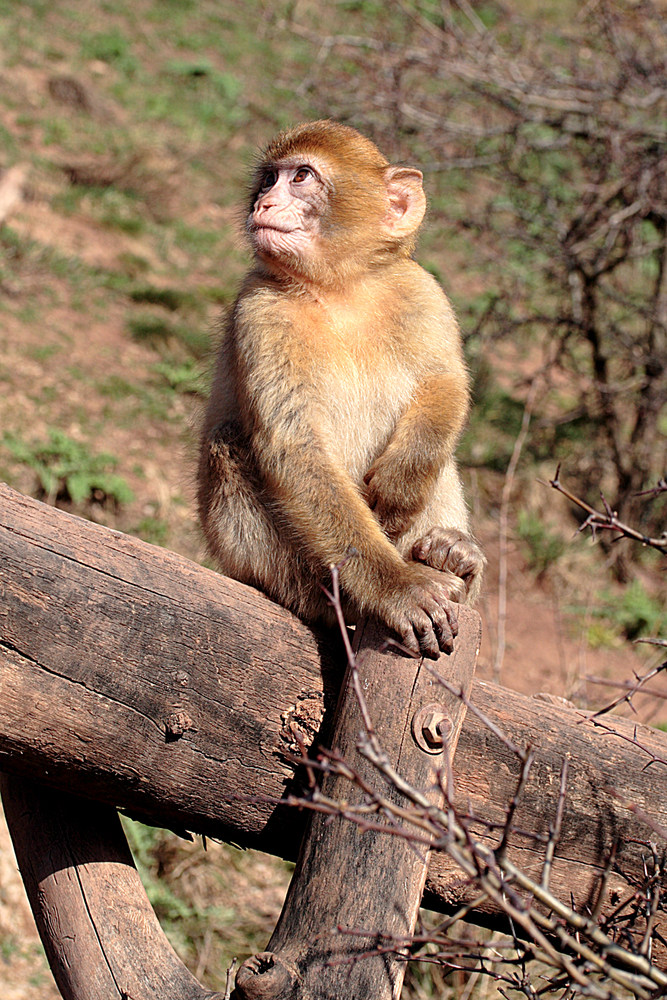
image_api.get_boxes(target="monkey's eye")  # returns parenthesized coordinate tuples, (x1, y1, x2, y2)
(259, 170, 277, 192)
(293, 166, 313, 183)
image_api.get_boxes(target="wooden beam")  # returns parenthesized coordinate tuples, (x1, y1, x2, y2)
(1, 483, 666, 937)
(234, 615, 479, 1000)
(0, 775, 220, 1000)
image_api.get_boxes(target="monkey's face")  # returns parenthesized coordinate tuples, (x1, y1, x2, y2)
(247, 155, 330, 270)
(247, 125, 427, 286)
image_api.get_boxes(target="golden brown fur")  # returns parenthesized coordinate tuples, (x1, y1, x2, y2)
(198, 120, 484, 657)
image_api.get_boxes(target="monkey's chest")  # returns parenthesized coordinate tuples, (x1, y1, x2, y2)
(262, 299, 418, 477)
(317, 354, 413, 480)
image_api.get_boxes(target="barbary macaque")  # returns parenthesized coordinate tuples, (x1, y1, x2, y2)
(198, 120, 484, 658)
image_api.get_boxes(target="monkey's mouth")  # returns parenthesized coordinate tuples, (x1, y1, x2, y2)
(251, 224, 310, 259)
(252, 223, 299, 235)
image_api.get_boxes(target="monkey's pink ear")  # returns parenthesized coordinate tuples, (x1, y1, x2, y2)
(383, 167, 426, 238)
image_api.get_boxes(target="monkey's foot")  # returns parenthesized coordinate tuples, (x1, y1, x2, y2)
(412, 527, 485, 603)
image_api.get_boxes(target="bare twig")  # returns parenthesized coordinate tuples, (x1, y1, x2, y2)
(636, 479, 667, 499)
(547, 465, 667, 554)
(583, 661, 667, 719)
(493, 378, 541, 680)
(223, 958, 237, 1000)
(540, 758, 568, 893)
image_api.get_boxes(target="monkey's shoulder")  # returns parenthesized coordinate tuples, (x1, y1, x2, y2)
(394, 260, 455, 309)
(381, 263, 461, 356)
(230, 265, 458, 362)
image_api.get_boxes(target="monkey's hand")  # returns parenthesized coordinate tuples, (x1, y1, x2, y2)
(363, 457, 433, 540)
(412, 527, 485, 605)
(376, 561, 463, 659)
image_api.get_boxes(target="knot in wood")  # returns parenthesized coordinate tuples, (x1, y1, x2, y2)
(235, 951, 297, 1000)
(164, 710, 194, 742)
(280, 691, 323, 755)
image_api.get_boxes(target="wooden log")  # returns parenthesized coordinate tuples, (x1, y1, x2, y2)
(0, 482, 343, 855)
(1, 484, 666, 938)
(1, 775, 221, 1000)
(234, 615, 479, 1000)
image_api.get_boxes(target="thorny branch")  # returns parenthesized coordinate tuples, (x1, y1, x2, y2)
(582, 662, 667, 722)
(548, 465, 667, 554)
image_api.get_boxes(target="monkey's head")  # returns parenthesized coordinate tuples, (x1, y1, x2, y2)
(247, 120, 426, 286)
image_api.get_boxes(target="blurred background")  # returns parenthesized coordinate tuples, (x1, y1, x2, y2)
(0, 1, 665, 996)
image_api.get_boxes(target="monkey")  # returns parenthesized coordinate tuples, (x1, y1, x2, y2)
(198, 120, 484, 659)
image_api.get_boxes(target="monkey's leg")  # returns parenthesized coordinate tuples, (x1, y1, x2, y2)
(412, 526, 485, 604)
(198, 422, 326, 620)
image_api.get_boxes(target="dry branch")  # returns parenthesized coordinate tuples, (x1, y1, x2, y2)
(548, 466, 667, 554)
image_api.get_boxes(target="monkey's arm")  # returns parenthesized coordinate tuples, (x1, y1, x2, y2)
(364, 371, 469, 539)
(253, 413, 412, 586)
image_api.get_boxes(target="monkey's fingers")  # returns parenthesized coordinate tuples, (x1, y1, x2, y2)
(437, 594, 459, 637)
(413, 528, 485, 598)
(392, 621, 424, 656)
(429, 597, 458, 655)
(391, 604, 439, 659)
(415, 591, 459, 657)
(436, 594, 459, 638)
(416, 562, 466, 606)
(413, 615, 442, 659)
(414, 614, 454, 657)
(395, 614, 451, 660)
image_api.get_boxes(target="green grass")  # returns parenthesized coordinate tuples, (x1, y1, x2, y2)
(97, 374, 143, 400)
(128, 285, 199, 310)
(133, 514, 170, 546)
(608, 581, 667, 642)
(3, 429, 134, 507)
(570, 581, 667, 647)
(121, 816, 291, 990)
(126, 312, 210, 357)
(79, 28, 139, 74)
(152, 358, 207, 395)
